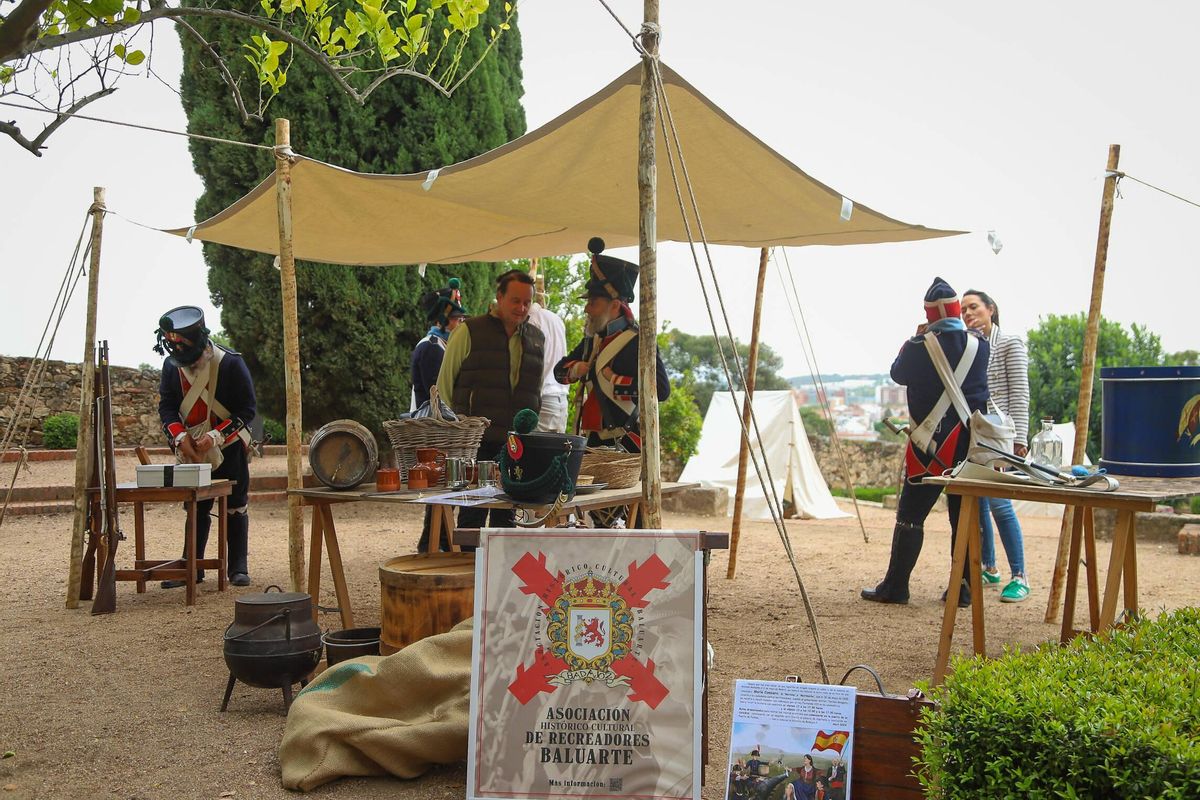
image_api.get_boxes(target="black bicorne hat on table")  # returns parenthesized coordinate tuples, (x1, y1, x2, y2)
(580, 237, 638, 303)
(420, 277, 468, 325)
(153, 305, 210, 367)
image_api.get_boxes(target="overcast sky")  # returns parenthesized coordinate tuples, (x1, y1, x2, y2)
(2, 1, 1197, 376)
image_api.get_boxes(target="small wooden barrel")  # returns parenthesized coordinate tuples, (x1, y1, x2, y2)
(309, 419, 378, 490)
(379, 553, 475, 655)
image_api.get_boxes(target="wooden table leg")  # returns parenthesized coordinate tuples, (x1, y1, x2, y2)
(438, 506, 461, 553)
(1082, 508, 1101, 633)
(962, 501, 985, 656)
(217, 496, 228, 592)
(1123, 516, 1138, 619)
(1100, 509, 1134, 629)
(627, 501, 642, 529)
(134, 502, 147, 594)
(1060, 506, 1084, 643)
(185, 500, 197, 606)
(306, 503, 325, 623)
(933, 500, 974, 685)
(320, 503, 354, 630)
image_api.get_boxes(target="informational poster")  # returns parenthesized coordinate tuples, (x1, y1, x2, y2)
(724, 680, 855, 800)
(467, 530, 703, 800)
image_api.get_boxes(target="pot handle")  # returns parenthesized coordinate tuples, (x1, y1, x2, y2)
(225, 609, 290, 642)
(265, 584, 284, 593)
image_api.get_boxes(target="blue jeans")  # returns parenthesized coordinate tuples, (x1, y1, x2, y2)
(978, 497, 1025, 576)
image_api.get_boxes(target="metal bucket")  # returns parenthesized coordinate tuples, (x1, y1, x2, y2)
(323, 627, 382, 667)
(1100, 366, 1200, 477)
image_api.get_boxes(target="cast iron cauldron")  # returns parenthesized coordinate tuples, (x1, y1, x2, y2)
(221, 585, 322, 713)
(501, 431, 587, 504)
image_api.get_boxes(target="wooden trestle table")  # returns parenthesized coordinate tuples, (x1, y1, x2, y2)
(289, 481, 699, 629)
(925, 474, 1200, 684)
(87, 479, 234, 607)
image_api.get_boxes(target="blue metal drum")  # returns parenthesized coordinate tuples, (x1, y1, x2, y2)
(1099, 366, 1200, 477)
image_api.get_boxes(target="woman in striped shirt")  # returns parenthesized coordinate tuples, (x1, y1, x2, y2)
(962, 290, 1031, 602)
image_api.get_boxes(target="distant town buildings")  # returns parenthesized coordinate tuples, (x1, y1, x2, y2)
(790, 376, 909, 443)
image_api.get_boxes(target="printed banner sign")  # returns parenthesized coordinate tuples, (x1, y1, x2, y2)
(724, 680, 855, 800)
(467, 530, 703, 800)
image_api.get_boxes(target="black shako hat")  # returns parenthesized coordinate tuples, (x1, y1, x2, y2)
(420, 277, 467, 324)
(153, 305, 210, 367)
(580, 237, 638, 303)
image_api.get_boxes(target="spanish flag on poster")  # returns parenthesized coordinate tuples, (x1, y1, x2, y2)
(813, 730, 850, 753)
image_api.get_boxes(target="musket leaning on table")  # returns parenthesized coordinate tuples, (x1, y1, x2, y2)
(90, 341, 123, 615)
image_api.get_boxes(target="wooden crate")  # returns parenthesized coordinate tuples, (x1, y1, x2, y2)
(850, 690, 933, 799)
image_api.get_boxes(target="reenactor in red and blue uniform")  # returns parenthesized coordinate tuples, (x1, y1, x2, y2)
(554, 238, 670, 452)
(155, 306, 256, 588)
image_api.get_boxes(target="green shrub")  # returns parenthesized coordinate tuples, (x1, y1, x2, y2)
(660, 371, 704, 465)
(262, 417, 286, 446)
(42, 413, 79, 450)
(916, 608, 1200, 799)
(1193, 495, 1200, 515)
(829, 485, 896, 503)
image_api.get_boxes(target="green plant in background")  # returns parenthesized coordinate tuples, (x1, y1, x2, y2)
(262, 417, 287, 445)
(659, 370, 703, 465)
(829, 485, 895, 503)
(180, 0, 525, 441)
(42, 412, 79, 450)
(916, 608, 1200, 799)
(798, 405, 832, 437)
(1026, 313, 1165, 459)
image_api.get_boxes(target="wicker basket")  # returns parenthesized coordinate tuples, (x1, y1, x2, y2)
(382, 386, 489, 483)
(579, 447, 641, 490)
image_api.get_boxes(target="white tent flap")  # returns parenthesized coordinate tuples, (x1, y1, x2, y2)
(680, 391, 847, 521)
(167, 64, 963, 265)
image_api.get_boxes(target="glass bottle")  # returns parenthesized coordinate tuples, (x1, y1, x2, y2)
(1030, 418, 1063, 468)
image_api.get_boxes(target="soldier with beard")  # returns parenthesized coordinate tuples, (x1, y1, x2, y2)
(554, 237, 670, 452)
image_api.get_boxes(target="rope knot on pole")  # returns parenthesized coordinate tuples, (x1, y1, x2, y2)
(274, 144, 297, 162)
(88, 202, 106, 214)
(639, 21, 661, 54)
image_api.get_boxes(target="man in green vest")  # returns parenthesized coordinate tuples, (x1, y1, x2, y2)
(437, 269, 545, 534)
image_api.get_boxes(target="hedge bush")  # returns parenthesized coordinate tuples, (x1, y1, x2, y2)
(829, 485, 897, 503)
(42, 413, 79, 450)
(916, 608, 1200, 799)
(262, 417, 286, 447)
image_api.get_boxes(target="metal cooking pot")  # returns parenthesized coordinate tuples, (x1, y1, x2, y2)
(222, 585, 322, 693)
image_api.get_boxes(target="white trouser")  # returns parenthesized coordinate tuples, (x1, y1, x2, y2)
(537, 393, 568, 434)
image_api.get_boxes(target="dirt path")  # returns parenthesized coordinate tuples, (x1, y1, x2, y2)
(1, 493, 1196, 799)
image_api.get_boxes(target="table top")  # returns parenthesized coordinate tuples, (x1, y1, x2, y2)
(924, 473, 1200, 511)
(88, 479, 235, 501)
(290, 481, 698, 511)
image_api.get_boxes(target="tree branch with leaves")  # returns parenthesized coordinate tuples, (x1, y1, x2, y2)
(0, 0, 516, 154)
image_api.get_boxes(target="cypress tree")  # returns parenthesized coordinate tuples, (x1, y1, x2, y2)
(178, 2, 525, 439)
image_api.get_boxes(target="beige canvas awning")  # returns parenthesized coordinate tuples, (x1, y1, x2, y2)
(169, 63, 963, 264)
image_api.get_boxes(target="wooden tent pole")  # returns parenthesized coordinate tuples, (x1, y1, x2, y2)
(726, 247, 769, 579)
(1045, 143, 1121, 623)
(637, 0, 662, 529)
(275, 118, 306, 592)
(66, 187, 105, 609)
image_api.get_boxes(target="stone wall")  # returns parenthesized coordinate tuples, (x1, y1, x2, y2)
(0, 355, 163, 447)
(808, 434, 905, 491)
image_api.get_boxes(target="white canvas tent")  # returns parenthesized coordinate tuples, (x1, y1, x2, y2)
(680, 391, 847, 520)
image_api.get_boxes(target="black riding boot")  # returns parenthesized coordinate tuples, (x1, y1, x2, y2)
(162, 504, 212, 588)
(227, 511, 250, 586)
(861, 523, 924, 604)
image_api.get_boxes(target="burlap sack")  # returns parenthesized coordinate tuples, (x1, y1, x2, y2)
(279, 619, 473, 791)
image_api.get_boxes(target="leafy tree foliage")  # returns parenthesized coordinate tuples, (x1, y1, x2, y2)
(658, 369, 703, 464)
(1, 0, 510, 154)
(179, 0, 525, 439)
(799, 405, 832, 437)
(660, 329, 790, 415)
(1026, 313, 1165, 458)
(1166, 349, 1199, 367)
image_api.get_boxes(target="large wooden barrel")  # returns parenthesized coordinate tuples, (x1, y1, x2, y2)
(309, 419, 378, 490)
(379, 553, 475, 655)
